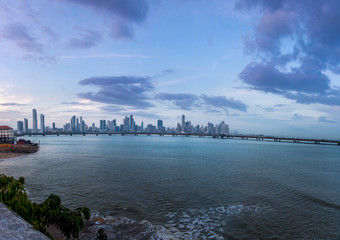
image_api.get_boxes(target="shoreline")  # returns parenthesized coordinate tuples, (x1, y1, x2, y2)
(0, 143, 39, 159)
(0, 152, 26, 160)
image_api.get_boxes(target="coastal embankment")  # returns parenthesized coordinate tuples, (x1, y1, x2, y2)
(0, 143, 39, 159)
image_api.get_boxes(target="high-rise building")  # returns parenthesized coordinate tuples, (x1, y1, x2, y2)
(157, 120, 163, 132)
(218, 121, 229, 135)
(130, 115, 135, 132)
(182, 114, 185, 133)
(17, 121, 24, 133)
(100, 120, 106, 132)
(207, 122, 214, 134)
(40, 114, 45, 133)
(79, 116, 83, 132)
(32, 109, 38, 133)
(52, 122, 56, 130)
(24, 118, 28, 133)
(123, 116, 130, 132)
(71, 116, 76, 132)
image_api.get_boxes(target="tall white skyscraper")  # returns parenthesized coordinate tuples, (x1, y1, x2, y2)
(24, 118, 28, 133)
(32, 109, 38, 133)
(40, 114, 45, 133)
(182, 114, 185, 133)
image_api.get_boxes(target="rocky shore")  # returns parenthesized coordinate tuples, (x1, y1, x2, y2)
(0, 143, 39, 159)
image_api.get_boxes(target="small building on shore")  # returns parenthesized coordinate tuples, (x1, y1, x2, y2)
(0, 126, 15, 143)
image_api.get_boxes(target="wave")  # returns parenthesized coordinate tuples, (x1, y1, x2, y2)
(80, 203, 273, 240)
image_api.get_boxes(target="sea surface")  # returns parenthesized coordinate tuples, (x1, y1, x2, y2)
(0, 135, 339, 239)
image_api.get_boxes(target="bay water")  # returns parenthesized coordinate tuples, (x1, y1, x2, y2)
(0, 135, 339, 239)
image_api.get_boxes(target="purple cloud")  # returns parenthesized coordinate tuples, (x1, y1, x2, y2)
(60, 102, 91, 106)
(67, 29, 102, 49)
(68, 0, 149, 39)
(200, 95, 247, 112)
(78, 76, 154, 108)
(156, 93, 199, 110)
(1, 22, 44, 53)
(156, 93, 248, 112)
(0, 102, 26, 106)
(236, 0, 340, 106)
(239, 62, 330, 94)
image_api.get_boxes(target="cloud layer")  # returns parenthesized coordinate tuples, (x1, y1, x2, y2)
(236, 0, 340, 106)
(68, 0, 149, 39)
(78, 76, 154, 108)
(78, 76, 248, 112)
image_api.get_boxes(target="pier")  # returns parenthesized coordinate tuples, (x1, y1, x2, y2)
(15, 132, 340, 146)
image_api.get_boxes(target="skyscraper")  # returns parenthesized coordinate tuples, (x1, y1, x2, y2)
(130, 115, 135, 132)
(40, 114, 45, 133)
(157, 120, 163, 132)
(79, 116, 83, 132)
(100, 120, 106, 132)
(71, 116, 76, 132)
(32, 109, 38, 133)
(181, 114, 185, 133)
(24, 118, 28, 133)
(17, 121, 24, 133)
(123, 116, 130, 132)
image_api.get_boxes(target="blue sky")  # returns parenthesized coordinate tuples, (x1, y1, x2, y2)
(0, 0, 339, 138)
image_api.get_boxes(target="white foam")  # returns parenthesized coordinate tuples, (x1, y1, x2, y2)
(84, 204, 272, 240)
(164, 203, 273, 240)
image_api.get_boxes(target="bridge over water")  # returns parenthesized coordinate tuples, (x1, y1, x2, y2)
(16, 132, 340, 146)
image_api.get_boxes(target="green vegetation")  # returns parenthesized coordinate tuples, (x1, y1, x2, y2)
(0, 173, 90, 239)
(96, 228, 108, 240)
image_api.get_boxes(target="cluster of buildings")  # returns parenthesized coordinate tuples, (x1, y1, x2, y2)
(15, 109, 231, 135)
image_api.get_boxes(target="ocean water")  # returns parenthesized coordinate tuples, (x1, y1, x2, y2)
(0, 135, 339, 239)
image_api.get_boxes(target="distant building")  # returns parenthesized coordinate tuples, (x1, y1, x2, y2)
(40, 114, 45, 133)
(17, 121, 24, 133)
(181, 114, 185, 133)
(24, 118, 28, 133)
(157, 120, 163, 132)
(130, 115, 135, 132)
(32, 109, 38, 133)
(0, 126, 14, 143)
(52, 122, 56, 130)
(123, 116, 130, 132)
(71, 116, 76, 132)
(100, 120, 107, 132)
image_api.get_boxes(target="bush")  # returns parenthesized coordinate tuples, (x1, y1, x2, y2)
(0, 174, 90, 239)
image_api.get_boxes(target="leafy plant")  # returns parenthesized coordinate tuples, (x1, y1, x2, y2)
(0, 174, 90, 239)
(96, 228, 108, 240)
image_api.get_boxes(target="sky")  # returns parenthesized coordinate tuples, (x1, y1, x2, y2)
(0, 0, 339, 139)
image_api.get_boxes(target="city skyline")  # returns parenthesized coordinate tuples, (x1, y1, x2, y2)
(0, 1, 340, 139)
(16, 109, 231, 135)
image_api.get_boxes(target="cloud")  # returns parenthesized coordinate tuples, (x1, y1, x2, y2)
(68, 0, 149, 39)
(67, 29, 102, 49)
(78, 76, 154, 108)
(156, 93, 199, 110)
(133, 111, 162, 119)
(200, 95, 248, 112)
(60, 101, 91, 106)
(1, 22, 44, 53)
(79, 74, 249, 112)
(100, 105, 126, 113)
(0, 102, 26, 106)
(236, 0, 340, 106)
(318, 116, 336, 124)
(156, 93, 248, 112)
(292, 113, 303, 120)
